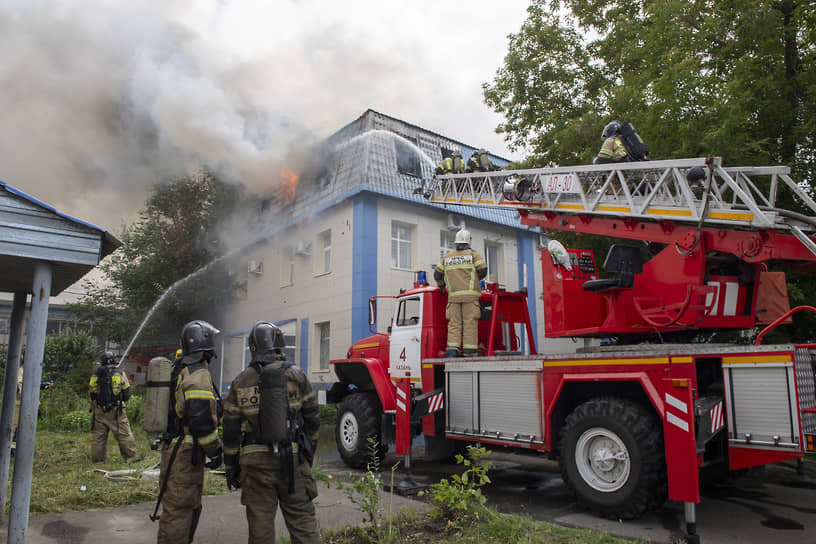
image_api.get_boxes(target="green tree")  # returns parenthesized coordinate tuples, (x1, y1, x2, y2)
(485, 0, 816, 174)
(41, 330, 99, 395)
(69, 172, 248, 347)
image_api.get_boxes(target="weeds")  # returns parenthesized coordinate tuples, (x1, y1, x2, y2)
(424, 445, 492, 523)
(329, 438, 400, 543)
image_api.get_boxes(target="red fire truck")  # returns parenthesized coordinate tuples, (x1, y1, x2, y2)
(327, 158, 816, 537)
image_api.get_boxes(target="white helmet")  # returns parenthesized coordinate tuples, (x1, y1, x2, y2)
(454, 229, 471, 245)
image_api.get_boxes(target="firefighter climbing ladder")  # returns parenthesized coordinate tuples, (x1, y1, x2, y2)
(423, 157, 816, 258)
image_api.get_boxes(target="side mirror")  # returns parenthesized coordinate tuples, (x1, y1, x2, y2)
(368, 297, 377, 326)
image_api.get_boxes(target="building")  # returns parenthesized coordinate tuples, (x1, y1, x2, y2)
(218, 110, 575, 394)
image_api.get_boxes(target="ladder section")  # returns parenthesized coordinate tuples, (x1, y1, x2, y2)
(423, 157, 816, 233)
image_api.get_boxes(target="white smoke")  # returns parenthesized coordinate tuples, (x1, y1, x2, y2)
(0, 0, 527, 232)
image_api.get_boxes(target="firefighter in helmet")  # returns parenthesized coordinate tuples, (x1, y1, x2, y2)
(466, 148, 499, 173)
(157, 320, 223, 544)
(435, 150, 466, 175)
(88, 351, 137, 462)
(593, 120, 628, 164)
(222, 321, 321, 544)
(434, 229, 487, 357)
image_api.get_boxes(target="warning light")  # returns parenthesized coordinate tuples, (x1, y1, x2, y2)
(807, 434, 815, 452)
(672, 379, 689, 388)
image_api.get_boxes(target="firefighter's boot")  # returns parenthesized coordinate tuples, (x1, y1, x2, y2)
(445, 349, 460, 358)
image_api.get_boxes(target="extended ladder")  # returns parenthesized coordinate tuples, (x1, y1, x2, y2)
(423, 157, 816, 238)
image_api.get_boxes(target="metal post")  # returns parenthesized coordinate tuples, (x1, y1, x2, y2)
(684, 501, 701, 544)
(8, 263, 52, 543)
(0, 292, 27, 517)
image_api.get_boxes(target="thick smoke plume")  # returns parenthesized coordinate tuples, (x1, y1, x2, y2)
(0, 1, 525, 234)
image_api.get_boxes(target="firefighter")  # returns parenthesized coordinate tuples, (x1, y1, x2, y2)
(157, 320, 223, 544)
(89, 351, 137, 462)
(593, 120, 628, 164)
(222, 321, 321, 544)
(466, 148, 499, 172)
(435, 150, 466, 175)
(434, 229, 487, 357)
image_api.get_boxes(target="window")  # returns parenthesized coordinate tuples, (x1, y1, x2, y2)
(394, 135, 421, 178)
(440, 230, 455, 260)
(391, 222, 414, 269)
(395, 297, 421, 327)
(316, 230, 331, 275)
(283, 331, 296, 363)
(484, 241, 504, 284)
(280, 246, 294, 286)
(316, 321, 330, 371)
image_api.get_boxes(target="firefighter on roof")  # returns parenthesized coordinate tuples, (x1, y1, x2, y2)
(435, 229, 487, 357)
(88, 351, 137, 462)
(157, 320, 223, 544)
(435, 150, 466, 175)
(222, 321, 321, 544)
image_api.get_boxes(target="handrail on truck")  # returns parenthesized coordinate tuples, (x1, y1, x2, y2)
(754, 305, 816, 345)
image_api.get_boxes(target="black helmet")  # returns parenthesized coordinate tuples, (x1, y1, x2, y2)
(100, 351, 116, 365)
(248, 321, 285, 355)
(602, 120, 621, 139)
(180, 320, 220, 356)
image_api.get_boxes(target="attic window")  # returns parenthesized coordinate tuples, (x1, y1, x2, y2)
(394, 136, 421, 178)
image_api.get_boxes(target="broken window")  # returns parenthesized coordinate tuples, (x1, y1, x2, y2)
(394, 135, 421, 178)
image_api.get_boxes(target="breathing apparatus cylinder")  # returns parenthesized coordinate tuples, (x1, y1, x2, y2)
(144, 356, 173, 434)
(258, 364, 290, 446)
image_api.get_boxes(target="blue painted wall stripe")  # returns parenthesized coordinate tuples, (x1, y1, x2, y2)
(299, 318, 309, 372)
(516, 232, 538, 353)
(352, 194, 378, 343)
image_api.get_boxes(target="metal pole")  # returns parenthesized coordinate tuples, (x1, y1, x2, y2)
(0, 292, 27, 517)
(8, 263, 52, 543)
(684, 501, 701, 544)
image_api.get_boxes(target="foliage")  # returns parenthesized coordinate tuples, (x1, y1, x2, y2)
(485, 0, 816, 174)
(425, 445, 492, 523)
(37, 383, 90, 431)
(42, 329, 100, 393)
(329, 439, 400, 543)
(68, 171, 249, 346)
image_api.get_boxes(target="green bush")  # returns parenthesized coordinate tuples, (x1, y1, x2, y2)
(56, 410, 92, 431)
(37, 383, 90, 431)
(426, 445, 493, 523)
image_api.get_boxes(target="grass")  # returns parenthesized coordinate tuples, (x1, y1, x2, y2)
(324, 507, 646, 544)
(5, 384, 228, 514)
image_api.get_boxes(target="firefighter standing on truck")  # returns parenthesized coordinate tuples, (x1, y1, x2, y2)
(594, 120, 628, 164)
(157, 320, 223, 544)
(222, 321, 321, 544)
(434, 229, 487, 357)
(89, 351, 137, 462)
(466, 148, 499, 172)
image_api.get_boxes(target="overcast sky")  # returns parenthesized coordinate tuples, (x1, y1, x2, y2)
(0, 0, 531, 234)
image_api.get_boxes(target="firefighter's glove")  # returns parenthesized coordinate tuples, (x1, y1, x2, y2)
(204, 453, 223, 470)
(225, 465, 241, 490)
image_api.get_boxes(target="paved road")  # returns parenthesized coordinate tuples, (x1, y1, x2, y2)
(321, 445, 816, 544)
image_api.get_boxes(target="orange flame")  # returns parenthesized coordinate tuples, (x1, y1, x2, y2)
(280, 169, 299, 203)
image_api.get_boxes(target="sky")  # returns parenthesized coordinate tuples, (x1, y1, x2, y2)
(0, 0, 532, 235)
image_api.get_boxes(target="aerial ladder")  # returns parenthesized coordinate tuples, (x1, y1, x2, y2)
(421, 157, 816, 337)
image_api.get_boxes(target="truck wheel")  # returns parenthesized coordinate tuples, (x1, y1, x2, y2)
(336, 392, 387, 469)
(560, 397, 667, 519)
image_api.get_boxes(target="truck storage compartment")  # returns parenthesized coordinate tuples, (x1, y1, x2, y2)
(723, 352, 800, 449)
(445, 360, 544, 447)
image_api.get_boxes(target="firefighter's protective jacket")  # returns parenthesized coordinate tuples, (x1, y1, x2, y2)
(595, 137, 628, 163)
(436, 248, 487, 303)
(173, 363, 222, 458)
(435, 156, 465, 175)
(222, 357, 319, 466)
(89, 368, 132, 405)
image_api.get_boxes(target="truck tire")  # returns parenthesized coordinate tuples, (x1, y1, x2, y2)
(560, 397, 667, 519)
(336, 392, 387, 469)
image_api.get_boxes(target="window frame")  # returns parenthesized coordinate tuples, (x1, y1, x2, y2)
(391, 221, 414, 270)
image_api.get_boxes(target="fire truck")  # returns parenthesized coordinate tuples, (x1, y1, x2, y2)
(327, 157, 816, 536)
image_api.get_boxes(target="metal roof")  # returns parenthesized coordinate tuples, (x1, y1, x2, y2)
(0, 180, 122, 295)
(286, 110, 526, 230)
